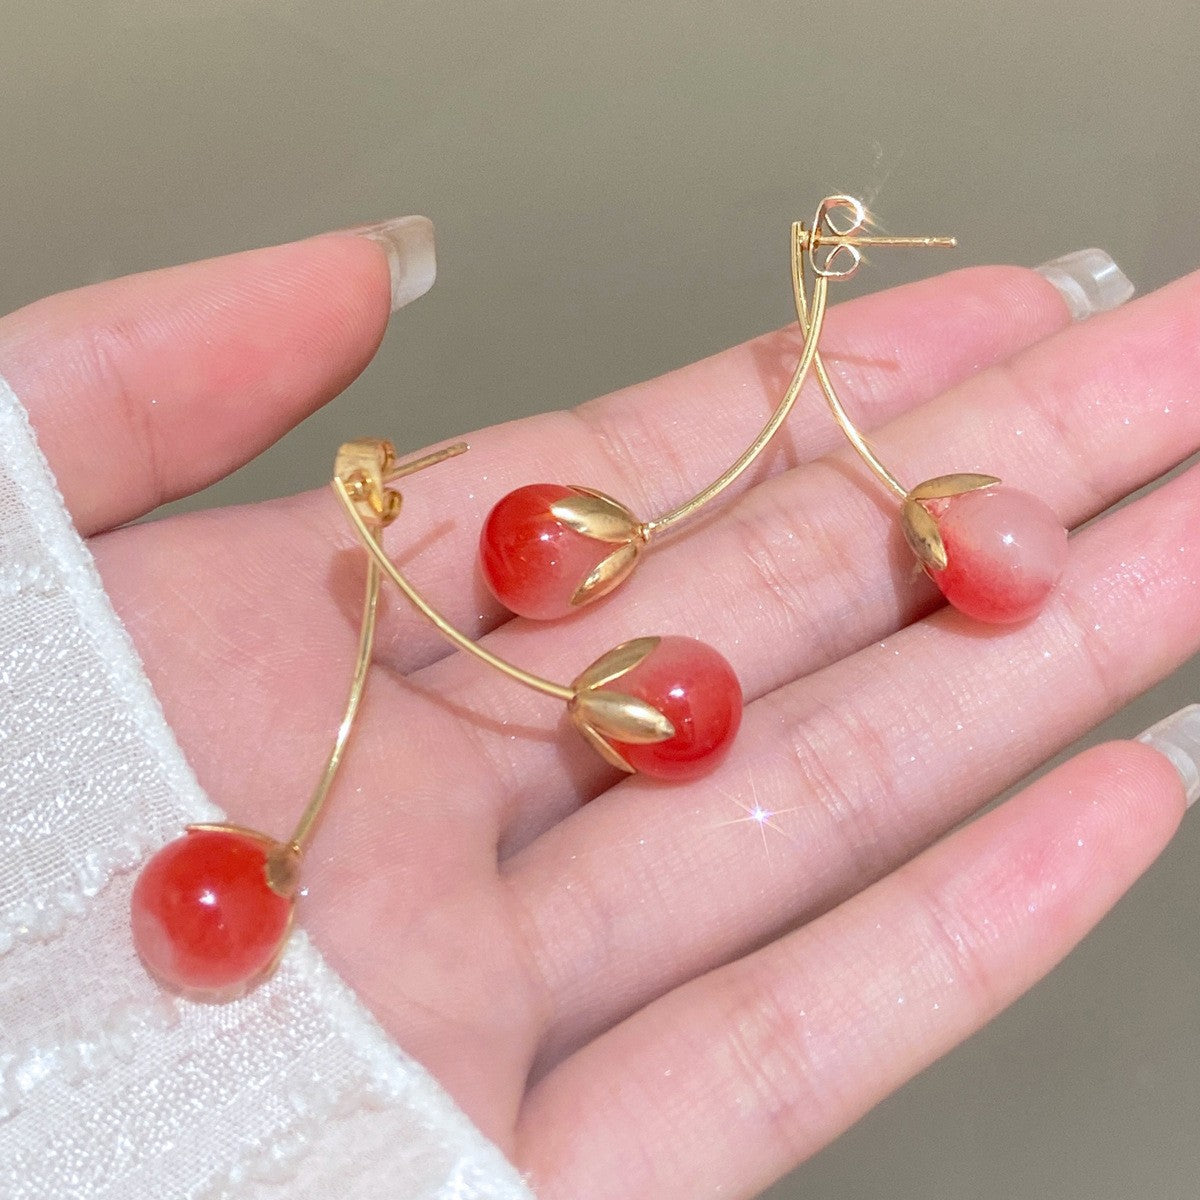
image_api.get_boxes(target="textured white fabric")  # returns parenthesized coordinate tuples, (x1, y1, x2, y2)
(0, 378, 536, 1200)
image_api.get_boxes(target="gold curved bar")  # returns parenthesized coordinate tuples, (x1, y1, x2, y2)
(333, 476, 574, 703)
(284, 530, 382, 858)
(790, 221, 909, 502)
(643, 242, 830, 539)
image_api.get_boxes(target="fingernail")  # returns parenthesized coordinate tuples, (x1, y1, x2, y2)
(1136, 703, 1200, 807)
(1035, 249, 1134, 321)
(349, 215, 436, 312)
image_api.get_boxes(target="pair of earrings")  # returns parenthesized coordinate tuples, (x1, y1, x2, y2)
(130, 196, 1069, 1001)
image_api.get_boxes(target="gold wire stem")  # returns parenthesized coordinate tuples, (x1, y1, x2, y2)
(643, 266, 829, 539)
(283, 539, 382, 857)
(260, 525, 383, 895)
(333, 475, 574, 703)
(790, 222, 909, 502)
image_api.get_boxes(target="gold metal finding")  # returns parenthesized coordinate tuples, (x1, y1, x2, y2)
(795, 194, 955, 282)
(789, 195, 967, 522)
(332, 440, 677, 773)
(549, 486, 648, 606)
(900, 473, 1002, 571)
(567, 637, 673, 772)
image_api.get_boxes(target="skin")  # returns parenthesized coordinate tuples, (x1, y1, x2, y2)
(4, 231, 1196, 1199)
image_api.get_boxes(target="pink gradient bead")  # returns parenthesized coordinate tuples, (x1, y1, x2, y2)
(480, 483, 616, 620)
(131, 829, 292, 1000)
(602, 636, 742, 781)
(925, 485, 1067, 624)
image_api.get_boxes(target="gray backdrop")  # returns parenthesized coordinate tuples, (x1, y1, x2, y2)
(2, 3, 1197, 1197)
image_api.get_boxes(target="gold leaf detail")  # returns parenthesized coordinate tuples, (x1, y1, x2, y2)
(550, 488, 641, 544)
(570, 716, 637, 773)
(573, 636, 661, 692)
(570, 690, 675, 744)
(901, 498, 948, 572)
(907, 473, 1001, 501)
(570, 540, 642, 607)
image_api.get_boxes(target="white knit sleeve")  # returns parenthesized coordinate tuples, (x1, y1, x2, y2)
(0, 378, 536, 1200)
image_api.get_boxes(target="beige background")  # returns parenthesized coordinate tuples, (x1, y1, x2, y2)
(2, 3, 1198, 1197)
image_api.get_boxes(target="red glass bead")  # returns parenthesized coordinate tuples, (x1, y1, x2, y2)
(480, 483, 616, 620)
(602, 636, 742, 780)
(925, 485, 1067, 624)
(131, 828, 293, 1000)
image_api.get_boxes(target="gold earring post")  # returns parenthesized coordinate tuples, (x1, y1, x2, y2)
(798, 233, 957, 252)
(383, 443, 470, 482)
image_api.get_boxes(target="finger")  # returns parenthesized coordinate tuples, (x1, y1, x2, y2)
(514, 740, 1187, 1200)
(506, 450, 1200, 1067)
(426, 264, 1200, 846)
(1, 216, 434, 534)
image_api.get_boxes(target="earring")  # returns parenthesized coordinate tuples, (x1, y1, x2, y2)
(128, 442, 413, 1001)
(332, 440, 742, 781)
(792, 195, 1068, 624)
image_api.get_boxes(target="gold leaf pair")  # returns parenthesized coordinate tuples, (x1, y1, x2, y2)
(568, 637, 675, 772)
(549, 487, 647, 608)
(900, 474, 1001, 572)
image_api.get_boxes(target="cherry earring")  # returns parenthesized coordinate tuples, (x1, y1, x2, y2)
(128, 442, 407, 1001)
(333, 439, 742, 781)
(791, 195, 1067, 624)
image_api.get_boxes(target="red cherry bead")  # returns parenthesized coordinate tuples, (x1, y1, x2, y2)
(131, 828, 293, 1000)
(480, 483, 616, 620)
(602, 636, 742, 781)
(925, 485, 1067, 624)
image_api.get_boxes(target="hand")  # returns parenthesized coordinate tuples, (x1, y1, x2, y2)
(7, 223, 1195, 1199)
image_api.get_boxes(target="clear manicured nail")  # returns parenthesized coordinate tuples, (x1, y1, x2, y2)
(1035, 249, 1134, 321)
(1137, 704, 1200, 807)
(349, 215, 436, 312)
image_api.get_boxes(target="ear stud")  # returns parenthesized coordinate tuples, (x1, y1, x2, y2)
(333, 440, 742, 781)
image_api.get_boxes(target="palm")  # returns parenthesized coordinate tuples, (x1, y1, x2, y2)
(7, 230, 1197, 1199)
